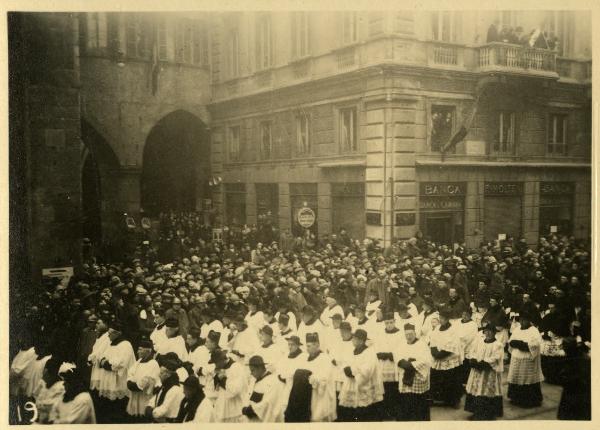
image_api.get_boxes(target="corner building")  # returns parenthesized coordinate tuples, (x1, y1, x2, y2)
(208, 11, 591, 248)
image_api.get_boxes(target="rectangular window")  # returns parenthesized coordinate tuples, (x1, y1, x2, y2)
(431, 11, 459, 42)
(86, 13, 107, 50)
(260, 121, 273, 160)
(493, 111, 517, 155)
(175, 19, 207, 65)
(296, 114, 310, 155)
(158, 18, 168, 60)
(256, 15, 273, 70)
(343, 12, 359, 44)
(366, 212, 382, 226)
(548, 114, 567, 155)
(369, 12, 385, 37)
(291, 12, 310, 59)
(126, 14, 142, 57)
(229, 126, 241, 162)
(339, 107, 358, 152)
(431, 105, 455, 152)
(228, 28, 240, 77)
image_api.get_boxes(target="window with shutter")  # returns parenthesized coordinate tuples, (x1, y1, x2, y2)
(548, 114, 567, 156)
(343, 12, 358, 44)
(256, 15, 273, 70)
(158, 18, 168, 60)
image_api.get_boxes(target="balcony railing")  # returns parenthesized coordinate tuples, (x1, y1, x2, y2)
(433, 44, 458, 65)
(478, 42, 557, 75)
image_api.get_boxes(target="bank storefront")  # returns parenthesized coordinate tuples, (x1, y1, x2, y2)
(418, 182, 466, 245)
(539, 182, 574, 236)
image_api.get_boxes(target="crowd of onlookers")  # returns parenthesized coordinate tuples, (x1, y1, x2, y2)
(486, 20, 560, 51)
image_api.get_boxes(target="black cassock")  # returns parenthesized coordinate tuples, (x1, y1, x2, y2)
(284, 369, 312, 422)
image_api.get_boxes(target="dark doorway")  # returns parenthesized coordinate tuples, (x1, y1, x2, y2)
(426, 216, 453, 245)
(81, 152, 102, 244)
(141, 111, 210, 216)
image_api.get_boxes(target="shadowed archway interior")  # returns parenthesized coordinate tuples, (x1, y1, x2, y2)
(141, 110, 210, 216)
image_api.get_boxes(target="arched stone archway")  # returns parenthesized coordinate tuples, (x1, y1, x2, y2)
(141, 110, 210, 216)
(81, 118, 121, 259)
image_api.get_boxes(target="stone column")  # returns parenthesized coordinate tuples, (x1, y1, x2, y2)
(522, 181, 539, 246)
(278, 183, 291, 232)
(246, 183, 257, 225)
(318, 182, 332, 237)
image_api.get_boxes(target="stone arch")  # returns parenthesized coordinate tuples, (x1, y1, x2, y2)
(141, 110, 210, 216)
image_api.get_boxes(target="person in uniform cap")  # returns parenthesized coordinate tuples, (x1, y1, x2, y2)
(145, 358, 184, 423)
(395, 323, 432, 421)
(126, 337, 160, 422)
(507, 311, 544, 408)
(372, 311, 404, 419)
(155, 317, 188, 363)
(464, 323, 504, 420)
(96, 320, 136, 423)
(428, 307, 463, 408)
(338, 329, 383, 421)
(207, 349, 248, 422)
(242, 355, 285, 422)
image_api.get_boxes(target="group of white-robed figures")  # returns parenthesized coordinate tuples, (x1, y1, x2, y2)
(14, 298, 545, 423)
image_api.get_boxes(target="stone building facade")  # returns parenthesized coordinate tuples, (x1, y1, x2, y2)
(208, 11, 591, 249)
(9, 10, 592, 283)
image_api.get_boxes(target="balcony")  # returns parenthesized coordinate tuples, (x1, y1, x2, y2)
(478, 42, 558, 78)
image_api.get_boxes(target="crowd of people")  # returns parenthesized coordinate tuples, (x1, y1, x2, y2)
(9, 211, 592, 424)
(486, 19, 560, 51)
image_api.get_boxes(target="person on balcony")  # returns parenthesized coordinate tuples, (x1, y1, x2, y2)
(486, 19, 500, 43)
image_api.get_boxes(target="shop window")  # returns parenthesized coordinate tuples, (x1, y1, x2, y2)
(260, 121, 273, 160)
(339, 107, 358, 153)
(548, 114, 567, 156)
(431, 105, 455, 152)
(492, 111, 517, 155)
(366, 211, 382, 226)
(291, 12, 310, 59)
(296, 114, 310, 156)
(228, 126, 241, 162)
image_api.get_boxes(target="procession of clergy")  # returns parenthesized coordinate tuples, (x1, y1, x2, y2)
(19, 295, 546, 423)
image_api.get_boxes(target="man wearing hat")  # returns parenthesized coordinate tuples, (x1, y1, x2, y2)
(258, 325, 283, 374)
(506, 311, 544, 408)
(464, 323, 504, 420)
(372, 312, 404, 419)
(241, 355, 285, 422)
(97, 320, 136, 423)
(150, 308, 167, 351)
(395, 322, 432, 421)
(166, 297, 190, 339)
(276, 335, 307, 411)
(228, 315, 260, 368)
(145, 357, 184, 423)
(327, 320, 355, 409)
(245, 299, 265, 336)
(155, 317, 188, 363)
(275, 313, 296, 353)
(206, 349, 248, 422)
(338, 329, 383, 421)
(320, 296, 344, 328)
(297, 306, 327, 353)
(417, 297, 438, 342)
(199, 308, 224, 342)
(126, 337, 160, 422)
(428, 307, 463, 409)
(301, 332, 337, 422)
(323, 313, 343, 355)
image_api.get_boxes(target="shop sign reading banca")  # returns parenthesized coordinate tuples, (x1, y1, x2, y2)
(420, 183, 466, 196)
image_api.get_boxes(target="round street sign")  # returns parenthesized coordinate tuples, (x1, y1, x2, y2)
(297, 207, 316, 228)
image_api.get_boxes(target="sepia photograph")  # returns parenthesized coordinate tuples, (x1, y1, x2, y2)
(5, 1, 594, 425)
